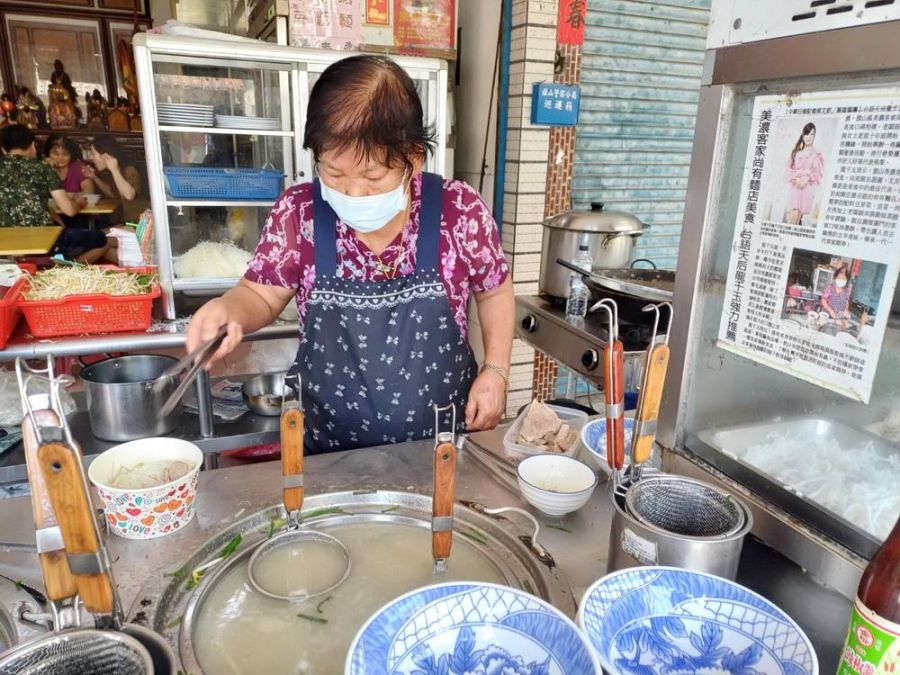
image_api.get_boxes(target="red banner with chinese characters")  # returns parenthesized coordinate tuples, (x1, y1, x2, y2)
(557, 0, 586, 45)
(394, 0, 455, 51)
(366, 0, 390, 26)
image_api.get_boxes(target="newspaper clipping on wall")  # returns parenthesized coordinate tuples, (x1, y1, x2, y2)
(718, 87, 900, 403)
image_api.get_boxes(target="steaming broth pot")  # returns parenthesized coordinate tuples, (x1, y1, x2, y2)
(131, 491, 575, 674)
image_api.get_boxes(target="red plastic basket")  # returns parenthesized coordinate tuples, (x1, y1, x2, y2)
(0, 277, 25, 349)
(19, 266, 160, 339)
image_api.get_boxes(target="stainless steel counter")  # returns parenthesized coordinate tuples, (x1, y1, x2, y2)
(0, 428, 850, 670)
(0, 321, 297, 362)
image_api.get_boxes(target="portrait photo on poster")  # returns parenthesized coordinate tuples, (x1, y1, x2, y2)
(759, 115, 840, 229)
(781, 247, 887, 346)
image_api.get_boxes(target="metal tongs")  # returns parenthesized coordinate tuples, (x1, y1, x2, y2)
(432, 403, 458, 574)
(630, 302, 673, 481)
(157, 326, 228, 416)
(591, 299, 625, 481)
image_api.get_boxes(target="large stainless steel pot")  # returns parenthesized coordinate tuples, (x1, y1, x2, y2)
(128, 490, 577, 673)
(80, 355, 180, 442)
(540, 201, 645, 298)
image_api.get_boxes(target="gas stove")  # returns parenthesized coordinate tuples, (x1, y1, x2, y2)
(515, 295, 654, 386)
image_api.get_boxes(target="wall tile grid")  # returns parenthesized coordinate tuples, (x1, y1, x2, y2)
(532, 41, 582, 401)
(502, 0, 559, 416)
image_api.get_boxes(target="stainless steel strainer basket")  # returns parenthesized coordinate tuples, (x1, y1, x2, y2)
(0, 629, 154, 675)
(624, 475, 746, 538)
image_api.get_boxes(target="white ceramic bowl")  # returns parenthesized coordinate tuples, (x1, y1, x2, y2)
(88, 438, 202, 540)
(516, 453, 598, 516)
(69, 192, 101, 206)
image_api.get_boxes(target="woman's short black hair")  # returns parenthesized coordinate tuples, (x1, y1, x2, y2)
(43, 134, 82, 161)
(1, 124, 35, 153)
(303, 55, 436, 172)
(90, 134, 126, 163)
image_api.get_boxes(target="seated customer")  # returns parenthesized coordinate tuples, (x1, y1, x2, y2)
(44, 133, 94, 194)
(0, 125, 115, 263)
(84, 135, 148, 225)
(43, 133, 95, 229)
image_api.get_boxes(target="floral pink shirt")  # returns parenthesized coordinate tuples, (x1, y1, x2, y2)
(245, 173, 509, 338)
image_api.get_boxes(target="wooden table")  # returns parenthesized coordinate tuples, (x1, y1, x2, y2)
(0, 226, 63, 255)
(51, 198, 118, 229)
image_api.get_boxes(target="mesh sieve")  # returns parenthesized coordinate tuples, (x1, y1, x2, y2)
(624, 475, 745, 538)
(0, 629, 152, 675)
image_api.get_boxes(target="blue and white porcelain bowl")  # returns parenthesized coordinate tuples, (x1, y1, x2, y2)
(577, 567, 818, 675)
(347, 582, 601, 674)
(580, 418, 635, 474)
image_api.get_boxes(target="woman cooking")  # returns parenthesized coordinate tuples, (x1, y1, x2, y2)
(187, 55, 513, 453)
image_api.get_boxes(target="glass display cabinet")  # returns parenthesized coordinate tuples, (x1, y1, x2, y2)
(133, 33, 448, 317)
(658, 1, 900, 599)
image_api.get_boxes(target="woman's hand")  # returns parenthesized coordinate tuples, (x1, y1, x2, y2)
(465, 371, 507, 431)
(103, 153, 119, 173)
(186, 298, 244, 367)
(82, 163, 95, 180)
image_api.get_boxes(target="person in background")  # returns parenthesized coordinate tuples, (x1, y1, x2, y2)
(83, 135, 148, 224)
(821, 265, 853, 327)
(44, 134, 94, 195)
(0, 125, 114, 263)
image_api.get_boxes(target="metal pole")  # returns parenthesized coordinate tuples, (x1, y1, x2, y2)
(196, 369, 214, 439)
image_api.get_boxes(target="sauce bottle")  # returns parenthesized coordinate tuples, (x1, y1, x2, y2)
(837, 515, 900, 674)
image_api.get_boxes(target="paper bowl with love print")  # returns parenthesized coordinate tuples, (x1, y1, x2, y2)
(577, 566, 818, 675)
(88, 437, 203, 540)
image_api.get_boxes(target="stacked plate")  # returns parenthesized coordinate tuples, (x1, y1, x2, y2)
(215, 114, 280, 130)
(158, 102, 214, 127)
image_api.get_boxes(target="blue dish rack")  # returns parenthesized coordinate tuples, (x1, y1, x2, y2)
(164, 167, 284, 200)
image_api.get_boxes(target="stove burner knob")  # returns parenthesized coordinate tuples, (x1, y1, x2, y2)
(521, 314, 537, 333)
(581, 348, 599, 370)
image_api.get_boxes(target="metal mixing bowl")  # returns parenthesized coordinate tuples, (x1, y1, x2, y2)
(241, 372, 289, 416)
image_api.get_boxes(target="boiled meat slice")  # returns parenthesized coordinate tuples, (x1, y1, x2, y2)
(518, 400, 562, 446)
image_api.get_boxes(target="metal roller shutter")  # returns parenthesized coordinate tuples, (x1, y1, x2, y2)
(573, 0, 711, 269)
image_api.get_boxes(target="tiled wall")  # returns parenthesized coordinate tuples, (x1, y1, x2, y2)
(502, 0, 562, 416)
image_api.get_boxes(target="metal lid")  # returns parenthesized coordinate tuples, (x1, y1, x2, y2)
(545, 202, 644, 234)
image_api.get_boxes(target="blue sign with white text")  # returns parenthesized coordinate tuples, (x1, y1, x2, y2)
(531, 83, 581, 126)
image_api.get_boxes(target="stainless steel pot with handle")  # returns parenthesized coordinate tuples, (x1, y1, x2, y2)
(539, 202, 645, 299)
(80, 355, 180, 442)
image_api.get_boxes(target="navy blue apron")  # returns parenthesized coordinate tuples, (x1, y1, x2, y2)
(289, 172, 478, 454)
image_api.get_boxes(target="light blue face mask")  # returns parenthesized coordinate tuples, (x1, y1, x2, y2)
(319, 172, 409, 234)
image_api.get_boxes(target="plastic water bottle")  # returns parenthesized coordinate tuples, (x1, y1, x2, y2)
(566, 244, 592, 320)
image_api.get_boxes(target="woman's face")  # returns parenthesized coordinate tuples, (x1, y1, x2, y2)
(90, 146, 106, 170)
(48, 145, 72, 168)
(317, 148, 412, 197)
(803, 128, 816, 146)
(834, 271, 848, 288)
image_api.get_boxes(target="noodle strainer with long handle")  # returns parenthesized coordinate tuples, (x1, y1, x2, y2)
(247, 373, 351, 601)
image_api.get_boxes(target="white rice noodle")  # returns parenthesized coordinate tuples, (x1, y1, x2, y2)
(737, 432, 900, 540)
(174, 241, 252, 279)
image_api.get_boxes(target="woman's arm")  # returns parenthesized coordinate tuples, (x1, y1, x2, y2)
(466, 277, 514, 430)
(186, 278, 295, 363)
(49, 189, 82, 217)
(104, 155, 137, 201)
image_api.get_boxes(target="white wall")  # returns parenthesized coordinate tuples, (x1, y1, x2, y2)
(454, 0, 501, 206)
(149, 0, 173, 24)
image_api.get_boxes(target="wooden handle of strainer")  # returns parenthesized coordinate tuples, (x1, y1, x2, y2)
(432, 441, 457, 561)
(633, 344, 670, 466)
(39, 441, 114, 615)
(281, 406, 304, 513)
(22, 410, 78, 603)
